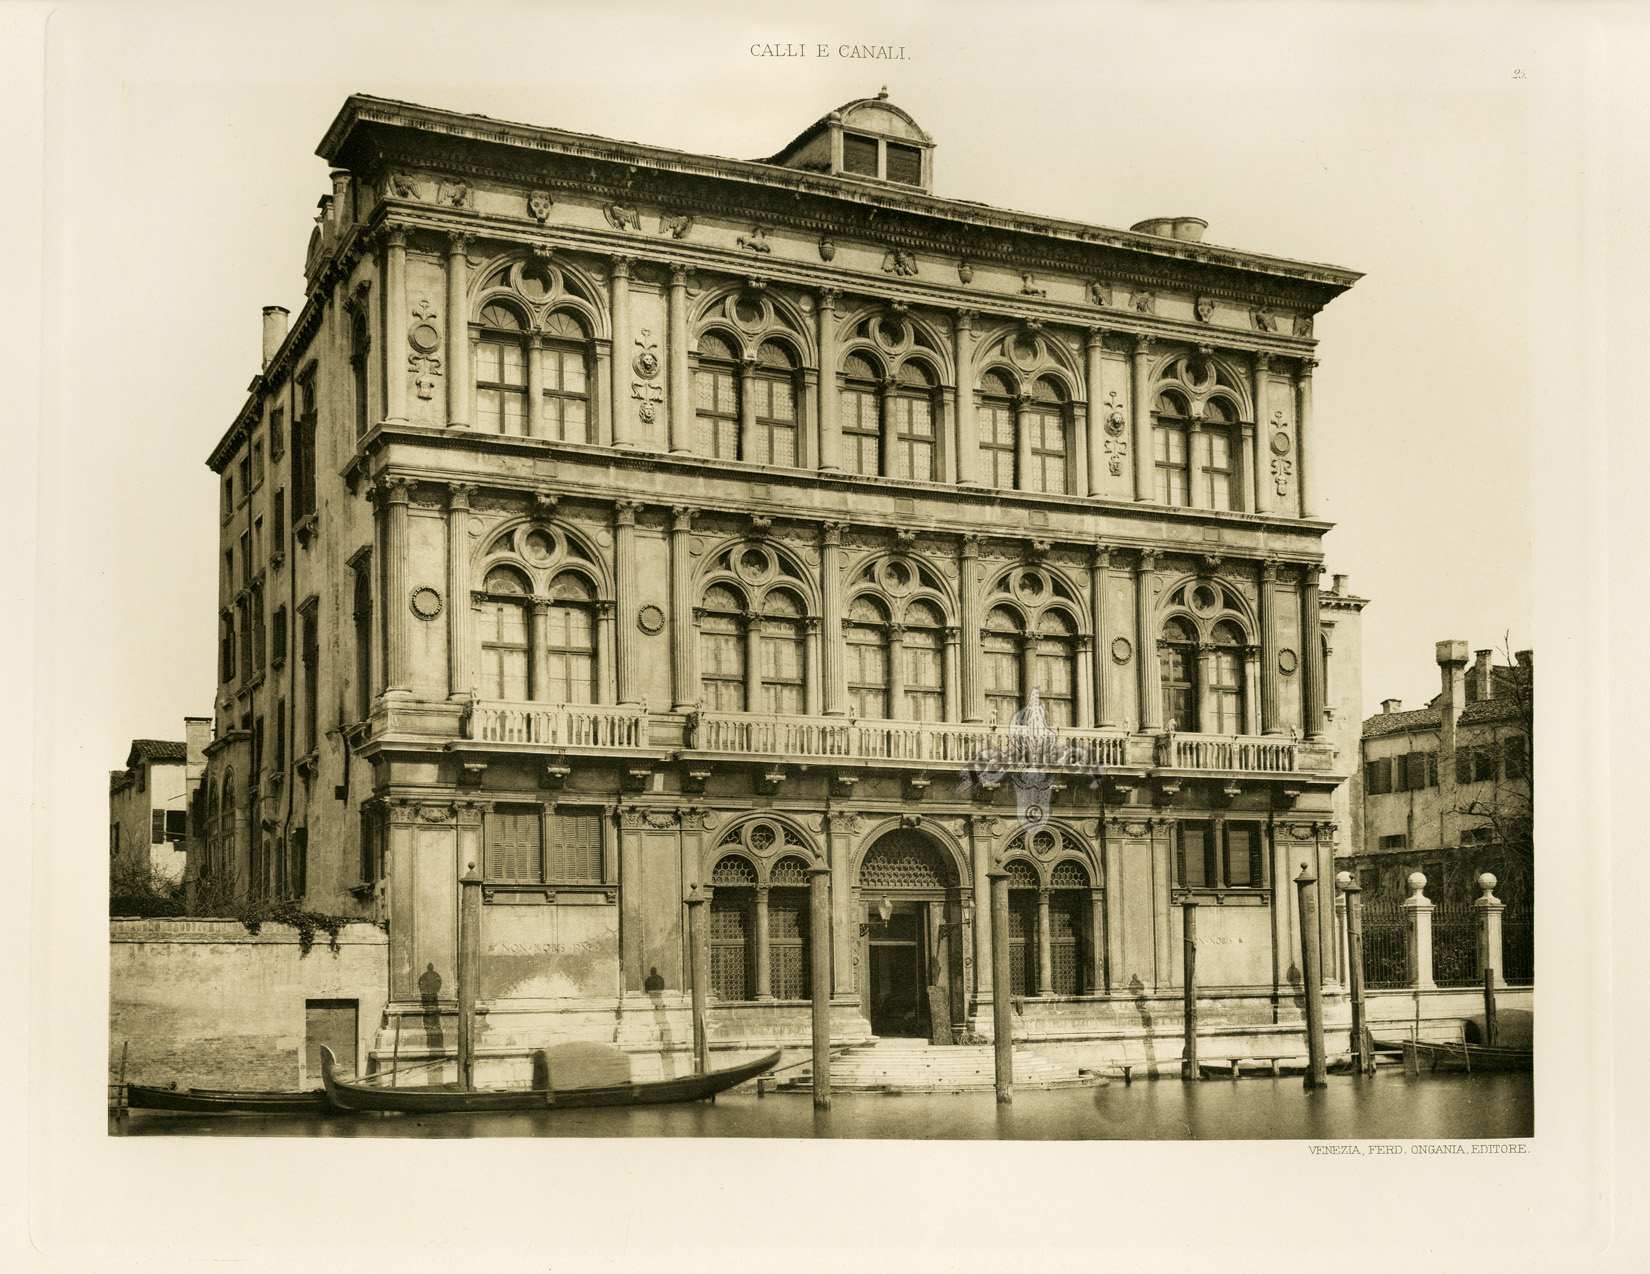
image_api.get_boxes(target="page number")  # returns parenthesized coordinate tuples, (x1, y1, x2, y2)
(1512, 69, 1526, 79)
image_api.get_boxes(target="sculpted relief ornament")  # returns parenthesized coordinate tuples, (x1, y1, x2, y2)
(527, 189, 554, 221)
(632, 330, 664, 421)
(659, 211, 695, 239)
(881, 247, 919, 277)
(605, 202, 642, 231)
(437, 177, 472, 208)
(407, 299, 443, 400)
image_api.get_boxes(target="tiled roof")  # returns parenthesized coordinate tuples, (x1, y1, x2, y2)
(1458, 699, 1523, 727)
(125, 739, 187, 766)
(1362, 707, 1441, 739)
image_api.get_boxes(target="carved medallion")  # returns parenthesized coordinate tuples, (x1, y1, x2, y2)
(637, 604, 665, 635)
(419, 805, 453, 823)
(1196, 296, 1216, 323)
(410, 586, 443, 620)
(1111, 636, 1133, 664)
(1270, 430, 1291, 456)
(527, 190, 553, 221)
(1278, 648, 1298, 675)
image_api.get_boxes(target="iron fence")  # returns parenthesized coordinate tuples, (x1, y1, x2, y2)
(1361, 903, 1409, 989)
(1502, 909, 1534, 984)
(1431, 904, 1481, 987)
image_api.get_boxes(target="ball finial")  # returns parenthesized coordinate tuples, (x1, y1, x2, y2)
(1407, 871, 1427, 894)
(1478, 872, 1498, 891)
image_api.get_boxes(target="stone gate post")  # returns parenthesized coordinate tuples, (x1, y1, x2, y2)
(1403, 871, 1436, 990)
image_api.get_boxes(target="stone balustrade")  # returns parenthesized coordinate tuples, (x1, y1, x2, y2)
(1158, 731, 1300, 772)
(467, 701, 646, 748)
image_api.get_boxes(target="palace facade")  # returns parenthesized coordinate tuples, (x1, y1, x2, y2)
(196, 93, 1365, 1079)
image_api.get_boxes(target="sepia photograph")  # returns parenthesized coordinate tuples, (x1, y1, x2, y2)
(10, 1, 1641, 1270)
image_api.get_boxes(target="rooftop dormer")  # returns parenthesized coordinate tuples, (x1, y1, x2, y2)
(761, 89, 934, 192)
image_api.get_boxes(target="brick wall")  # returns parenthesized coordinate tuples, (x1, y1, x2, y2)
(109, 917, 388, 1092)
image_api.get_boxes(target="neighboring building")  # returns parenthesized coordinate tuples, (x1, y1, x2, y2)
(195, 92, 1363, 1077)
(109, 720, 211, 889)
(1349, 642, 1533, 910)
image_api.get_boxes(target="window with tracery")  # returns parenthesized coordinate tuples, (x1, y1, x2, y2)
(841, 353, 882, 475)
(1032, 609, 1077, 727)
(846, 595, 890, 719)
(758, 589, 806, 714)
(476, 302, 530, 435)
(902, 599, 944, 721)
(1154, 390, 1192, 506)
(984, 606, 1024, 725)
(892, 361, 937, 481)
(479, 566, 531, 701)
(699, 584, 747, 711)
(544, 572, 598, 704)
(750, 341, 799, 467)
(1025, 377, 1068, 494)
(1210, 620, 1246, 734)
(540, 311, 590, 443)
(710, 854, 757, 1001)
(693, 332, 741, 459)
(1160, 615, 1199, 731)
(1200, 398, 1237, 509)
(979, 371, 1017, 489)
(1005, 859, 1039, 996)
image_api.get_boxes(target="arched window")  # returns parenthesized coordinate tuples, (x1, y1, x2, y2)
(1026, 377, 1068, 494)
(479, 566, 531, 700)
(699, 584, 746, 711)
(693, 332, 740, 459)
(1200, 398, 1238, 509)
(1210, 620, 1247, 734)
(1154, 391, 1192, 506)
(1032, 609, 1077, 727)
(892, 361, 937, 481)
(750, 341, 798, 467)
(984, 606, 1025, 724)
(759, 589, 805, 714)
(1160, 616, 1199, 731)
(540, 311, 590, 443)
(1005, 859, 1039, 997)
(841, 353, 882, 476)
(709, 854, 756, 1001)
(476, 302, 529, 435)
(979, 372, 1017, 489)
(768, 856, 813, 1000)
(846, 595, 890, 719)
(350, 310, 370, 439)
(1048, 859, 1091, 995)
(902, 599, 944, 722)
(545, 572, 597, 704)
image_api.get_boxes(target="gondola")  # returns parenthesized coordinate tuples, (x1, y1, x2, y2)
(318, 1044, 780, 1114)
(125, 1083, 331, 1114)
(1373, 1038, 1532, 1074)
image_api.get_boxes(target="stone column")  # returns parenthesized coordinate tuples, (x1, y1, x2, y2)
(885, 623, 907, 720)
(529, 599, 551, 701)
(1333, 879, 1349, 987)
(738, 358, 758, 462)
(1071, 403, 1090, 498)
(970, 817, 993, 1001)
(1238, 420, 1256, 514)
(742, 610, 762, 713)
(753, 885, 772, 999)
(1019, 634, 1037, 711)
(669, 507, 696, 712)
(1036, 887, 1054, 996)
(1135, 550, 1161, 729)
(803, 618, 822, 717)
(613, 501, 641, 705)
(1302, 564, 1325, 740)
(380, 477, 412, 696)
(1090, 547, 1114, 727)
(879, 379, 898, 479)
(446, 483, 476, 702)
(808, 865, 833, 1107)
(826, 813, 856, 997)
(821, 522, 845, 715)
(445, 232, 471, 428)
(1131, 335, 1155, 501)
(1475, 873, 1507, 988)
(1013, 396, 1032, 492)
(817, 289, 841, 470)
(954, 309, 979, 485)
(1186, 412, 1206, 512)
(1089, 887, 1107, 994)
(596, 601, 617, 705)
(1102, 824, 1124, 993)
(668, 264, 693, 453)
(526, 334, 544, 438)
(960, 535, 984, 722)
(1259, 559, 1282, 735)
(942, 626, 961, 723)
(1404, 871, 1436, 990)
(1251, 352, 1272, 515)
(382, 226, 408, 424)
(1084, 328, 1105, 495)
(1242, 647, 1261, 736)
(609, 256, 635, 448)
(1196, 643, 1217, 735)
(1296, 358, 1317, 518)
(687, 888, 709, 1073)
(1074, 636, 1094, 728)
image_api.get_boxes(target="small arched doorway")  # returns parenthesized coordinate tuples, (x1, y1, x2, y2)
(858, 830, 964, 1039)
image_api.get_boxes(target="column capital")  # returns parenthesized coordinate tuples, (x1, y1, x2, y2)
(821, 521, 844, 547)
(955, 307, 979, 335)
(668, 262, 691, 285)
(1084, 326, 1106, 348)
(1132, 333, 1156, 357)
(378, 224, 408, 251)
(374, 475, 413, 506)
(614, 499, 641, 527)
(1253, 349, 1273, 373)
(1137, 548, 1160, 572)
(594, 599, 617, 618)
(818, 286, 841, 308)
(1260, 556, 1281, 582)
(1299, 561, 1323, 588)
(445, 230, 473, 254)
(960, 533, 981, 557)
(609, 254, 635, 276)
(1297, 356, 1319, 378)
(669, 505, 697, 533)
(446, 482, 477, 512)
(1091, 544, 1113, 570)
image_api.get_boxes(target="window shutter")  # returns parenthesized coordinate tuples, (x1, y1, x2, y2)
(1394, 754, 1410, 791)
(1426, 752, 1439, 787)
(151, 810, 166, 843)
(550, 810, 602, 883)
(1175, 836, 1186, 887)
(1455, 750, 1472, 785)
(1250, 829, 1264, 887)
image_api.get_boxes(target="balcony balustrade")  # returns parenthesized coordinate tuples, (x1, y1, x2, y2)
(467, 701, 646, 748)
(1157, 731, 1299, 773)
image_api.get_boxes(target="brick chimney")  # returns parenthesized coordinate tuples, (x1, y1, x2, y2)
(1436, 640, 1468, 753)
(262, 306, 289, 369)
(1515, 650, 1532, 671)
(1332, 573, 1348, 595)
(1381, 698, 1402, 715)
(183, 716, 212, 767)
(1472, 648, 1494, 703)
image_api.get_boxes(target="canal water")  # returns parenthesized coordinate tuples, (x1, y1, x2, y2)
(110, 1071, 1531, 1140)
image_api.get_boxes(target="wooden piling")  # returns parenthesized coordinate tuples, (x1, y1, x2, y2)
(989, 870, 1013, 1105)
(457, 861, 482, 1089)
(1295, 863, 1328, 1089)
(118, 1040, 129, 1119)
(1181, 898, 1200, 1081)
(1483, 966, 1499, 1048)
(687, 890, 710, 1075)
(1342, 878, 1374, 1075)
(808, 867, 832, 1110)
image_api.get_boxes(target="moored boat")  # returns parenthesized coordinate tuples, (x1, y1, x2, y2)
(126, 1083, 331, 1114)
(318, 1045, 781, 1114)
(1373, 1038, 1532, 1073)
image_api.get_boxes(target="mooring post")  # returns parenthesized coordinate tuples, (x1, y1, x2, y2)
(1338, 872, 1373, 1075)
(807, 866, 832, 1110)
(1483, 966, 1499, 1048)
(1295, 862, 1328, 1089)
(1181, 898, 1200, 1081)
(457, 860, 482, 1090)
(118, 1040, 129, 1119)
(989, 869, 1013, 1104)
(686, 887, 710, 1075)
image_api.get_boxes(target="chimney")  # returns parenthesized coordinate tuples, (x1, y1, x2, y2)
(1130, 216, 1208, 242)
(1472, 648, 1494, 703)
(183, 717, 212, 766)
(1332, 573, 1348, 595)
(262, 306, 289, 369)
(330, 169, 353, 225)
(1436, 640, 1468, 752)
(1515, 649, 1532, 670)
(1381, 699, 1402, 715)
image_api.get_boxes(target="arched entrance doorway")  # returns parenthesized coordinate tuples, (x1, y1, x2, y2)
(857, 830, 965, 1040)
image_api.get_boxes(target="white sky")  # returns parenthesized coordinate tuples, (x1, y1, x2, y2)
(73, 5, 1547, 754)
